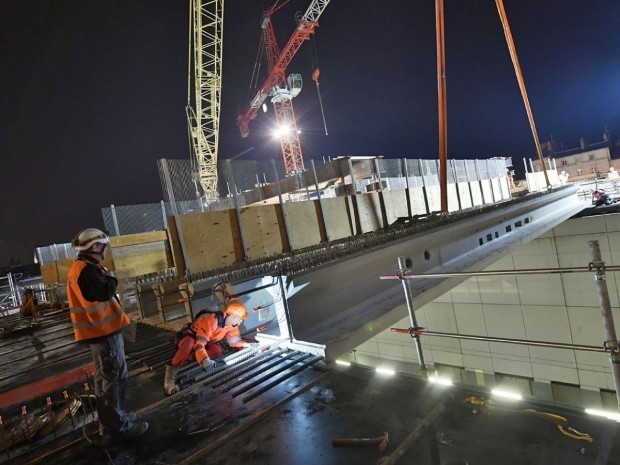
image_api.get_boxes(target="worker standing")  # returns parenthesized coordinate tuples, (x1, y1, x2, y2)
(67, 228, 148, 442)
(164, 300, 252, 395)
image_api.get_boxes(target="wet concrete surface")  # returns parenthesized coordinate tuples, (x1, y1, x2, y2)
(9, 364, 620, 465)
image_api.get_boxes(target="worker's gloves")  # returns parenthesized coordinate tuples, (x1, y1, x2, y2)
(201, 358, 217, 370)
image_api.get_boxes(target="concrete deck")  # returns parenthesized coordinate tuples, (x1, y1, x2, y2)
(7, 364, 619, 465)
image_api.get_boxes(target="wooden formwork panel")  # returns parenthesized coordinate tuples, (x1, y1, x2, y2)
(355, 192, 385, 233)
(54, 256, 114, 284)
(321, 197, 354, 241)
(381, 189, 408, 226)
(408, 187, 429, 216)
(110, 231, 172, 279)
(109, 230, 167, 248)
(240, 204, 287, 260)
(285, 200, 322, 250)
(111, 250, 172, 280)
(40, 264, 59, 285)
(178, 210, 243, 273)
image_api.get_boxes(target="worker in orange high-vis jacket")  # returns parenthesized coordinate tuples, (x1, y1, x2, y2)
(67, 228, 149, 442)
(163, 300, 252, 395)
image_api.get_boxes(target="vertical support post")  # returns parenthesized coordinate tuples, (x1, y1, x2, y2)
(272, 159, 293, 252)
(347, 157, 356, 193)
(491, 159, 502, 200)
(373, 158, 384, 191)
(374, 157, 388, 228)
(8, 273, 18, 308)
(475, 160, 486, 205)
(397, 256, 427, 371)
(450, 160, 461, 211)
(419, 159, 431, 215)
(278, 275, 295, 342)
(588, 241, 620, 411)
(256, 174, 263, 201)
(162, 158, 189, 275)
(310, 160, 329, 243)
(160, 200, 168, 229)
(52, 245, 61, 288)
(464, 160, 475, 207)
(227, 159, 248, 262)
(402, 159, 412, 219)
(487, 159, 497, 203)
(529, 158, 539, 192)
(110, 204, 120, 236)
(348, 157, 362, 234)
(435, 0, 448, 213)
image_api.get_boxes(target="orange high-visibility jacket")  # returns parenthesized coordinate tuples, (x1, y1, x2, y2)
(66, 260, 130, 342)
(191, 312, 245, 364)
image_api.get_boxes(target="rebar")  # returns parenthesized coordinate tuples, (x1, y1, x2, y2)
(213, 352, 287, 390)
(242, 355, 323, 404)
(231, 352, 312, 398)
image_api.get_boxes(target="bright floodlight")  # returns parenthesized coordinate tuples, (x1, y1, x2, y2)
(335, 360, 351, 367)
(273, 125, 291, 138)
(585, 408, 620, 422)
(262, 103, 268, 113)
(491, 389, 522, 401)
(428, 375, 452, 386)
(376, 367, 395, 376)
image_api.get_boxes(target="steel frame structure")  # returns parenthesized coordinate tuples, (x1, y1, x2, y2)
(237, 0, 331, 175)
(187, 0, 224, 199)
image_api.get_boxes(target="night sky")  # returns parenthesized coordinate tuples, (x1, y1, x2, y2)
(1, 0, 619, 265)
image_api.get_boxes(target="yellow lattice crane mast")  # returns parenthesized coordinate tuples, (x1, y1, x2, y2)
(186, 0, 223, 200)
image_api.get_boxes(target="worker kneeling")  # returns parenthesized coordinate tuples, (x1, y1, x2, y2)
(164, 300, 250, 396)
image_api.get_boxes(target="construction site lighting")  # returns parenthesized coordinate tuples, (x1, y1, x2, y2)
(585, 408, 620, 422)
(491, 389, 523, 401)
(376, 367, 396, 377)
(262, 103, 268, 113)
(335, 360, 351, 367)
(273, 125, 291, 138)
(428, 375, 452, 386)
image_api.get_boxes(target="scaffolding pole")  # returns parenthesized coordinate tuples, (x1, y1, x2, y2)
(384, 240, 620, 410)
(396, 257, 427, 371)
(588, 240, 620, 411)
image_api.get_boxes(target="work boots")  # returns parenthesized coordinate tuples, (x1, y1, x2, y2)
(164, 365, 180, 396)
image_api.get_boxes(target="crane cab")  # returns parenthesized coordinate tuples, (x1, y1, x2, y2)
(287, 74, 303, 98)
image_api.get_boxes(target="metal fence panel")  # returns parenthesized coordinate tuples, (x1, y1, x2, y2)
(99, 157, 510, 237)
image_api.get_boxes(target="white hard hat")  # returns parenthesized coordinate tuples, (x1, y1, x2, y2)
(72, 228, 110, 251)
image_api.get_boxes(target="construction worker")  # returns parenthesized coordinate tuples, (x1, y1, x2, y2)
(164, 300, 251, 395)
(67, 228, 148, 441)
(19, 288, 37, 320)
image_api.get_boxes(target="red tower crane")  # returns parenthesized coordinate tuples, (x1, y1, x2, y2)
(237, 0, 331, 175)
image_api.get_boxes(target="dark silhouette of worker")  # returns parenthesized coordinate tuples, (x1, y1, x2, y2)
(19, 288, 38, 321)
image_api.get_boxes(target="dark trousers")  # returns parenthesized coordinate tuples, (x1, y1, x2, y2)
(89, 331, 131, 434)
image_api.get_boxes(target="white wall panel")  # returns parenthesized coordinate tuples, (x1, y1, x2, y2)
(491, 358, 533, 378)
(532, 364, 579, 384)
(450, 279, 482, 304)
(352, 214, 620, 392)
